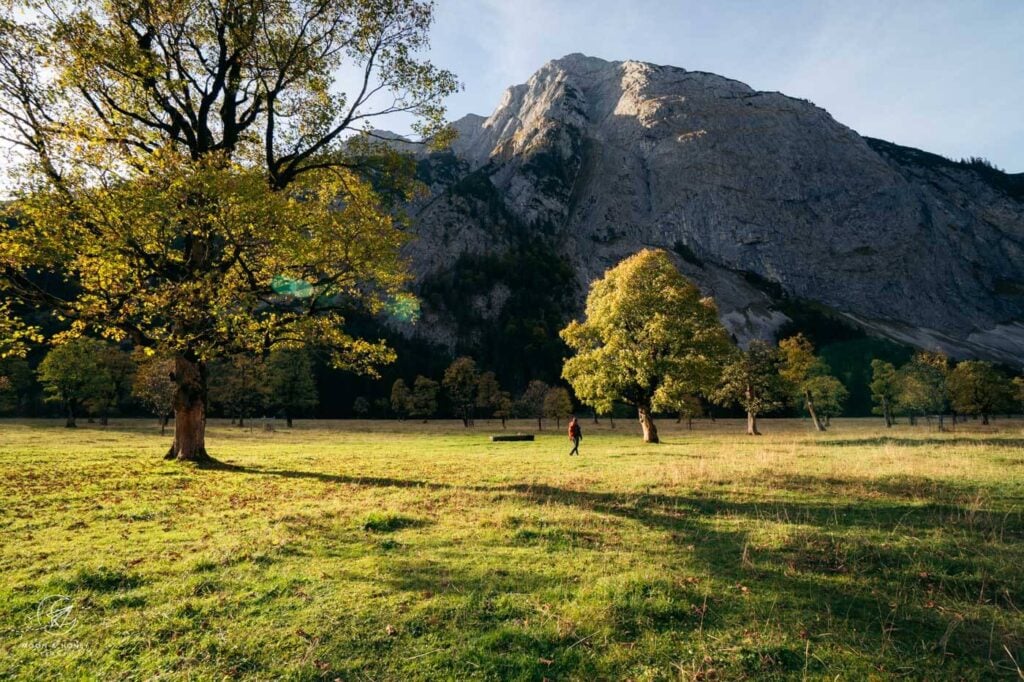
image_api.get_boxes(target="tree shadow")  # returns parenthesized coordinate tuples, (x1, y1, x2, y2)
(497, 481, 1015, 535)
(194, 462, 1023, 672)
(493, 482, 1022, 670)
(195, 458, 452, 490)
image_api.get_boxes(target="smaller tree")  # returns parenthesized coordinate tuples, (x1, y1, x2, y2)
(88, 345, 136, 426)
(712, 341, 786, 436)
(673, 394, 704, 430)
(352, 397, 371, 418)
(947, 361, 1013, 425)
(132, 354, 176, 434)
(869, 360, 899, 427)
(805, 375, 848, 427)
(209, 355, 268, 427)
(492, 391, 514, 429)
(518, 380, 549, 430)
(37, 339, 104, 427)
(543, 387, 573, 429)
(410, 376, 439, 422)
(265, 349, 319, 428)
(475, 371, 502, 419)
(443, 357, 479, 427)
(390, 379, 412, 420)
(1014, 377, 1024, 415)
(778, 334, 842, 432)
(656, 376, 706, 431)
(895, 353, 949, 428)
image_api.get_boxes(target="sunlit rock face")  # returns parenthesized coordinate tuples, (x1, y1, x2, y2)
(395, 54, 1024, 365)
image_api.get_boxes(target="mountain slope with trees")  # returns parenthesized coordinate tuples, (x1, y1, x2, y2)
(392, 54, 1024, 373)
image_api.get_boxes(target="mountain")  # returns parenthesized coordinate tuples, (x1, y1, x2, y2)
(389, 53, 1024, 371)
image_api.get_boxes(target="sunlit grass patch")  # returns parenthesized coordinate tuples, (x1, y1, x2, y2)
(1, 417, 1022, 679)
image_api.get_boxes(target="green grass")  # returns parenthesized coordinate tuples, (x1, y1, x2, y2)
(1, 417, 1023, 680)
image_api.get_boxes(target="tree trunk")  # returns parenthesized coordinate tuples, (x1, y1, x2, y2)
(937, 414, 946, 432)
(100, 408, 109, 426)
(536, 417, 542, 430)
(747, 410, 760, 436)
(687, 416, 693, 431)
(65, 401, 76, 428)
(166, 355, 209, 462)
(804, 389, 826, 432)
(286, 415, 293, 428)
(637, 404, 659, 443)
(160, 413, 169, 436)
(882, 397, 892, 428)
(592, 410, 598, 425)
(982, 413, 990, 425)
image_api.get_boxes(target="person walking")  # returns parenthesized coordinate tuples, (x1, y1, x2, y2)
(568, 416, 582, 456)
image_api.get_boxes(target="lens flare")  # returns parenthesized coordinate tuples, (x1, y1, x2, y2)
(385, 293, 420, 324)
(271, 275, 314, 298)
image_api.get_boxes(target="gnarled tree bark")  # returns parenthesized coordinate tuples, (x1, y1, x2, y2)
(637, 404, 659, 443)
(747, 410, 760, 436)
(166, 355, 209, 461)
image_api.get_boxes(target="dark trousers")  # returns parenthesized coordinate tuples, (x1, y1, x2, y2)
(569, 437, 581, 455)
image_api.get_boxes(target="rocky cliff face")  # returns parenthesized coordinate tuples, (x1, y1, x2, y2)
(397, 54, 1024, 366)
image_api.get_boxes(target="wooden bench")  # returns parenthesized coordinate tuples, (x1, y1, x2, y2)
(490, 434, 535, 442)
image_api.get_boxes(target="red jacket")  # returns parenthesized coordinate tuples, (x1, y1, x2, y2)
(568, 421, 581, 440)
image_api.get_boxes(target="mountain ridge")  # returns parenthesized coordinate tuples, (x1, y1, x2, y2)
(385, 54, 1024, 367)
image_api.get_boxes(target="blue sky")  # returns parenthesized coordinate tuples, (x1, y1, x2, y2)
(422, 0, 1024, 171)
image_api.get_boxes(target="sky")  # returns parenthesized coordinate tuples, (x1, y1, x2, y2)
(418, 0, 1024, 171)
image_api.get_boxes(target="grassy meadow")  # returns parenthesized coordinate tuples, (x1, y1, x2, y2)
(1, 416, 1023, 680)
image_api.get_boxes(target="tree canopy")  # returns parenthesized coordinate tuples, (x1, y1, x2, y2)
(711, 340, 786, 436)
(869, 359, 898, 427)
(0, 0, 457, 460)
(37, 338, 104, 427)
(409, 375, 438, 420)
(561, 249, 733, 443)
(265, 348, 318, 427)
(894, 352, 949, 425)
(443, 356, 479, 427)
(947, 361, 1012, 425)
(778, 334, 846, 431)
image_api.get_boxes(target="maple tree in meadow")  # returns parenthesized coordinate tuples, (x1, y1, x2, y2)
(0, 0, 456, 460)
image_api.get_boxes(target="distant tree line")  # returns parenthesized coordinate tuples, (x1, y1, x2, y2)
(870, 354, 1019, 429)
(387, 357, 572, 430)
(0, 343, 320, 429)
(3, 252, 1022, 435)
(557, 249, 1023, 441)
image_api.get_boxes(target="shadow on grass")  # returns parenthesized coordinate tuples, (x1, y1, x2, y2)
(212, 459, 1018, 536)
(192, 461, 1023, 673)
(495, 483, 1022, 670)
(196, 458, 451, 490)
